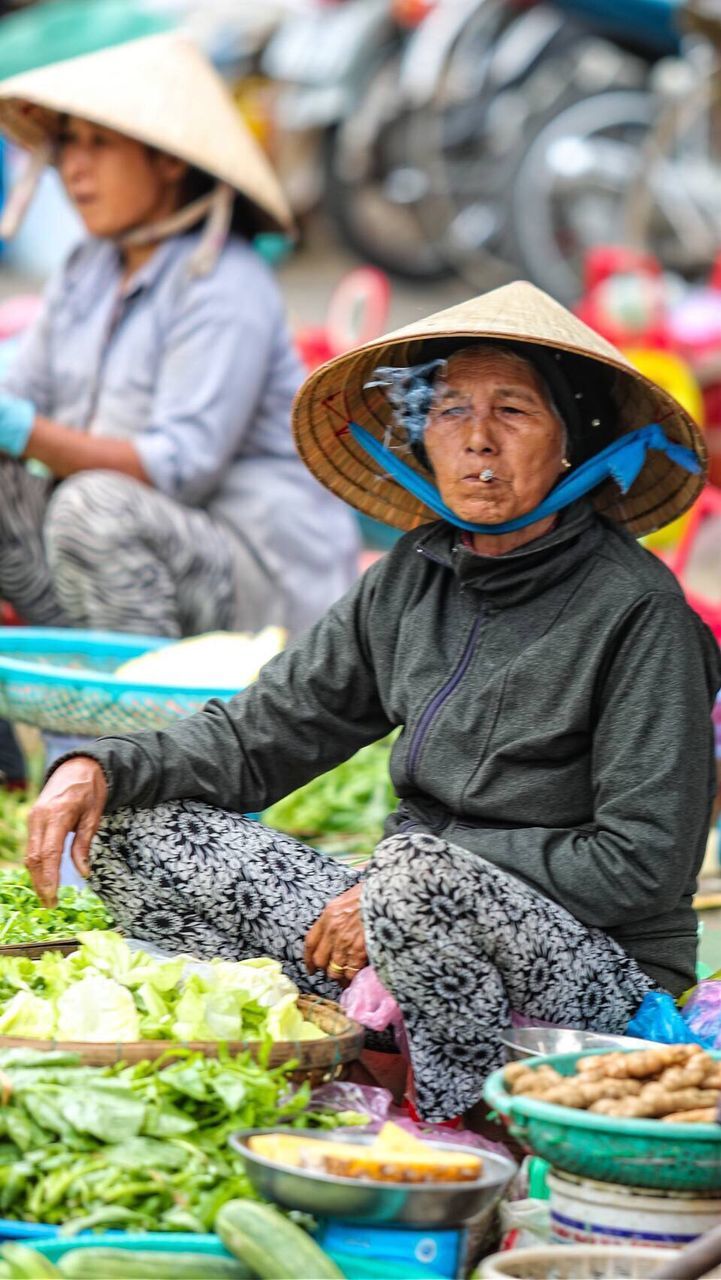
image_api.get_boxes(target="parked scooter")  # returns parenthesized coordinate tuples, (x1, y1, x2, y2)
(408, 0, 680, 300)
(503, 0, 682, 300)
(262, 0, 456, 279)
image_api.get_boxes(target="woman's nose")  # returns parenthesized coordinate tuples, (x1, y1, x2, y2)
(60, 144, 90, 183)
(466, 413, 497, 453)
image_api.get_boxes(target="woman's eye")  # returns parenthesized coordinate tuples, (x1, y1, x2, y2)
(499, 405, 525, 416)
(440, 406, 466, 418)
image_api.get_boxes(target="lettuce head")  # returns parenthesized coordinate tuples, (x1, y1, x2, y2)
(55, 976, 140, 1042)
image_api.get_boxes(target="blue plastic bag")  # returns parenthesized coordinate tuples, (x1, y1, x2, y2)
(626, 991, 706, 1045)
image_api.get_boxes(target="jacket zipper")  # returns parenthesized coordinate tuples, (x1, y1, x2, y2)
(407, 611, 484, 782)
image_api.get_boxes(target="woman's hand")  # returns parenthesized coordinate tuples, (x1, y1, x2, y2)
(304, 882, 367, 984)
(26, 758, 107, 907)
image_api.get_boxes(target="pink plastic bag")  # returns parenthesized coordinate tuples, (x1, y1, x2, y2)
(340, 967, 409, 1057)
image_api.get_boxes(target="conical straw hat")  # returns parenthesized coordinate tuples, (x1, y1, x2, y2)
(0, 31, 292, 233)
(293, 280, 707, 537)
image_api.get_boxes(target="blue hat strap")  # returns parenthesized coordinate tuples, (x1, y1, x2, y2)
(348, 421, 701, 535)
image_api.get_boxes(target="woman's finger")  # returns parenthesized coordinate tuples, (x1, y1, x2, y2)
(26, 758, 107, 906)
(25, 814, 68, 907)
(309, 925, 337, 978)
(303, 916, 323, 973)
(71, 810, 101, 879)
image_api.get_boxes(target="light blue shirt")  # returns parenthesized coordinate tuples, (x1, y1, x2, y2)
(3, 232, 359, 635)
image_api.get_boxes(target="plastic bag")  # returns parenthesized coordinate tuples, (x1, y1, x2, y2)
(310, 1081, 394, 1126)
(310, 1081, 510, 1157)
(341, 967, 401, 1030)
(498, 1198, 551, 1252)
(340, 966, 409, 1057)
(626, 990, 704, 1045)
(681, 980, 721, 1048)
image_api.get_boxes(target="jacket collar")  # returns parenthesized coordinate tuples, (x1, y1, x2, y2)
(415, 500, 604, 608)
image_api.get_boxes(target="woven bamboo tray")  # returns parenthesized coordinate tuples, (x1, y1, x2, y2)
(0, 939, 79, 958)
(0, 993, 364, 1085)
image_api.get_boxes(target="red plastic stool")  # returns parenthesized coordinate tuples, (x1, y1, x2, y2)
(664, 484, 721, 643)
(295, 267, 391, 371)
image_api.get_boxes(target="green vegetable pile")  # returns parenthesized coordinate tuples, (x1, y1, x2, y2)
(0, 871, 113, 947)
(0, 1047, 352, 1233)
(0, 793, 31, 866)
(0, 932, 326, 1044)
(264, 736, 398, 862)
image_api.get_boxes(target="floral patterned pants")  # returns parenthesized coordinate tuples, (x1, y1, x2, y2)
(90, 802, 657, 1120)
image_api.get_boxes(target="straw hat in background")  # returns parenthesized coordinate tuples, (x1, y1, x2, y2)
(0, 31, 293, 268)
(293, 280, 707, 538)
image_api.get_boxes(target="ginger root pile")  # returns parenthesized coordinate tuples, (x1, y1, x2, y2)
(504, 1044, 721, 1123)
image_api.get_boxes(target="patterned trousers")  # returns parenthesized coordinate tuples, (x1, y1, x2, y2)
(0, 459, 271, 636)
(90, 801, 657, 1120)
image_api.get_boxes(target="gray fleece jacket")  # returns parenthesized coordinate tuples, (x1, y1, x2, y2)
(80, 501, 721, 995)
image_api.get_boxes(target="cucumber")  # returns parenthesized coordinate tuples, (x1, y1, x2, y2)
(57, 1248, 251, 1279)
(0, 1244, 62, 1278)
(216, 1201, 345, 1280)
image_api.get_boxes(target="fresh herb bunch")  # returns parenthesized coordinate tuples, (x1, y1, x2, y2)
(0, 871, 113, 946)
(264, 735, 399, 859)
(0, 1047, 353, 1232)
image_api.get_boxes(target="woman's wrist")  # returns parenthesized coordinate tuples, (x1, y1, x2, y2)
(24, 415, 149, 483)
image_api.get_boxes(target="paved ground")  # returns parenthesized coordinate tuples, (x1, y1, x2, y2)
(0, 211, 470, 329)
(277, 214, 468, 330)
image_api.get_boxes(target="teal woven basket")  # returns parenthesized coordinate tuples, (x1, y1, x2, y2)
(484, 1050, 721, 1192)
(0, 628, 243, 736)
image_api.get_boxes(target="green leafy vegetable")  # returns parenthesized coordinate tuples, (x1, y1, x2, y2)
(55, 978, 140, 1043)
(264, 735, 399, 860)
(0, 992, 55, 1038)
(0, 794, 32, 866)
(0, 933, 325, 1044)
(0, 1047, 356, 1232)
(0, 870, 113, 946)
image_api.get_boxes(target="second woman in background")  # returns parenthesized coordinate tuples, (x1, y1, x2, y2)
(0, 32, 359, 643)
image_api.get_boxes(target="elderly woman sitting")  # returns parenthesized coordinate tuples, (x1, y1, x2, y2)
(27, 283, 721, 1122)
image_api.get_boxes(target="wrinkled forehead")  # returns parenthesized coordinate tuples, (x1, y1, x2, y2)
(438, 344, 551, 402)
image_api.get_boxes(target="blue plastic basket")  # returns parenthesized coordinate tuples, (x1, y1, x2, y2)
(29, 1231, 232, 1261)
(0, 628, 244, 736)
(0, 1221, 228, 1245)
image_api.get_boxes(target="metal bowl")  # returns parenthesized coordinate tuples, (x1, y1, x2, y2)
(498, 1027, 650, 1062)
(230, 1129, 517, 1227)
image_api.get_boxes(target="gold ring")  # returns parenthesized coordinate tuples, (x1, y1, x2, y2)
(328, 961, 345, 972)
(343, 966, 361, 973)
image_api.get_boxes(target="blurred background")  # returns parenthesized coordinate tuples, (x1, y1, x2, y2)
(2, 0, 721, 544)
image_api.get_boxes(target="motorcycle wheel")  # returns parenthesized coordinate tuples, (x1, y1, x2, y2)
(508, 88, 653, 303)
(624, 62, 721, 279)
(408, 0, 554, 293)
(323, 54, 453, 282)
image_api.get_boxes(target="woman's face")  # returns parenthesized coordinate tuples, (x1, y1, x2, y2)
(57, 117, 186, 237)
(423, 348, 566, 526)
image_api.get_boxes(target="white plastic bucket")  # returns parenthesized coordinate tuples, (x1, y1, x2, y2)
(548, 1169, 721, 1250)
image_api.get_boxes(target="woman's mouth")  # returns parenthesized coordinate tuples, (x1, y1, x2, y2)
(461, 470, 505, 485)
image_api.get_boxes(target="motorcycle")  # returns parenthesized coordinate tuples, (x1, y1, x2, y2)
(404, 0, 681, 300)
(262, 0, 456, 280)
